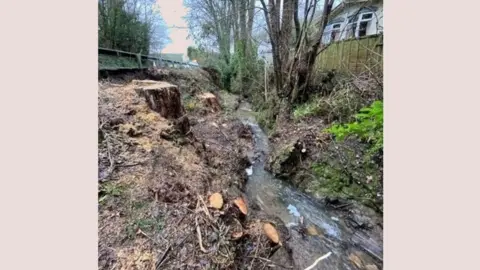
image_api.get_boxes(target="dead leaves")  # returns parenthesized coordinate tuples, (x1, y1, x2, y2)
(208, 193, 224, 209)
(233, 197, 248, 215)
(348, 253, 364, 269)
(306, 225, 320, 236)
(263, 223, 280, 244)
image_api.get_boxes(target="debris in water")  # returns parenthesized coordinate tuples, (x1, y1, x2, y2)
(287, 204, 301, 217)
(285, 222, 298, 228)
(331, 216, 339, 221)
(304, 252, 332, 270)
(246, 166, 253, 176)
(306, 225, 320, 236)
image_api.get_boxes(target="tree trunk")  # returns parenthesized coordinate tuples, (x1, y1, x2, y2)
(290, 0, 334, 104)
(134, 81, 185, 119)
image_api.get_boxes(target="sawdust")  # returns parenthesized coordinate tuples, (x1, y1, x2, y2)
(98, 69, 293, 270)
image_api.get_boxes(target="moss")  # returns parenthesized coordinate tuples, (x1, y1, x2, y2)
(307, 138, 382, 211)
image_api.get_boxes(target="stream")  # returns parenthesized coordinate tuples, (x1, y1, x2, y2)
(236, 102, 383, 270)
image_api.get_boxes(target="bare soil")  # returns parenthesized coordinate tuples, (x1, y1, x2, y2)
(98, 69, 295, 270)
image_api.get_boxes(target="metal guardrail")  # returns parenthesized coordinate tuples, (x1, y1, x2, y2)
(98, 47, 199, 71)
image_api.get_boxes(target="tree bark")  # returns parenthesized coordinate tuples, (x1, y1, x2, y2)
(290, 0, 334, 103)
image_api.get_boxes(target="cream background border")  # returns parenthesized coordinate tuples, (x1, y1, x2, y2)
(1, 0, 480, 269)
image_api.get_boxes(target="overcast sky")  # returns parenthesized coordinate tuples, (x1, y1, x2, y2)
(157, 0, 194, 55)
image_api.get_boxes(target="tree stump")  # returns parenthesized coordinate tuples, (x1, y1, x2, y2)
(198, 92, 221, 113)
(135, 81, 185, 119)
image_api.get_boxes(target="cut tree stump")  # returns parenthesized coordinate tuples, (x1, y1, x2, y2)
(135, 81, 185, 119)
(198, 92, 221, 113)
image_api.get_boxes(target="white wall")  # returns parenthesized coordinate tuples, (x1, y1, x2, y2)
(323, 1, 383, 43)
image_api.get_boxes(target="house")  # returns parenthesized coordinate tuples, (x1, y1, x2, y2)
(322, 0, 383, 44)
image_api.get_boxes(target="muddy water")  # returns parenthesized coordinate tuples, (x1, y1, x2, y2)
(236, 102, 383, 270)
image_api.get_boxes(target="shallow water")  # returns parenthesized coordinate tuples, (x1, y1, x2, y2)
(236, 102, 383, 269)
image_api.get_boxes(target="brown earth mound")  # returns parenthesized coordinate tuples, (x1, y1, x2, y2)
(98, 68, 295, 270)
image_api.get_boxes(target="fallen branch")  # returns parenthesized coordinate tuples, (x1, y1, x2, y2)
(304, 252, 332, 270)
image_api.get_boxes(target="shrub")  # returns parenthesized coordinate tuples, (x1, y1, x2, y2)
(292, 86, 367, 123)
(325, 100, 383, 155)
(293, 101, 321, 120)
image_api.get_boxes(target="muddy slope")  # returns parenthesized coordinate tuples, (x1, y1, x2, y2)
(98, 68, 296, 270)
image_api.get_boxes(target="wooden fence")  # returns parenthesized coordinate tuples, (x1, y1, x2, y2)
(315, 34, 383, 75)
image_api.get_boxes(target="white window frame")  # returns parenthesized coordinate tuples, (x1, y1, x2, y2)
(348, 11, 375, 38)
(332, 23, 341, 30)
(359, 12, 374, 22)
(331, 23, 342, 41)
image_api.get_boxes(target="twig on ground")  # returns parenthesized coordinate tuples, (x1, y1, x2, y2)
(100, 133, 116, 182)
(248, 236, 261, 270)
(137, 229, 159, 245)
(156, 233, 191, 269)
(116, 162, 145, 168)
(246, 256, 294, 269)
(303, 252, 332, 270)
(332, 202, 353, 209)
(156, 243, 172, 270)
(197, 195, 214, 222)
(195, 216, 209, 253)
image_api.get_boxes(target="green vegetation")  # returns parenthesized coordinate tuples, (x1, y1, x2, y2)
(307, 101, 384, 212)
(293, 85, 368, 123)
(98, 54, 139, 70)
(325, 100, 383, 156)
(98, 0, 169, 54)
(293, 100, 322, 120)
(98, 182, 126, 203)
(126, 216, 164, 239)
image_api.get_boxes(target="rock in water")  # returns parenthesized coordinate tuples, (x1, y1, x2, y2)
(135, 81, 185, 119)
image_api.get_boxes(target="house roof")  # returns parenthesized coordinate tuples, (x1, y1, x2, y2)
(330, 0, 380, 19)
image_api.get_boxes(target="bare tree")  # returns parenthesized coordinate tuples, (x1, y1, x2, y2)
(259, 0, 334, 107)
